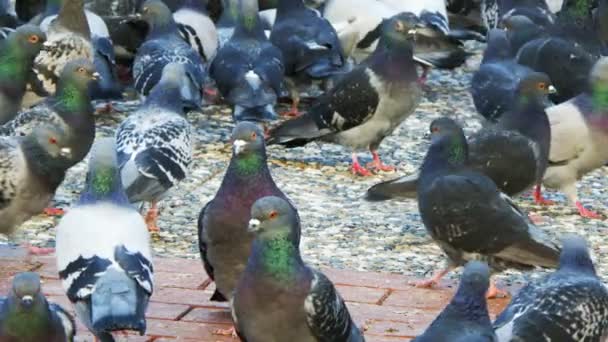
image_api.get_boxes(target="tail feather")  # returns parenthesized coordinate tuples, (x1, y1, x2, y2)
(496, 227, 561, 269)
(365, 174, 419, 201)
(267, 114, 325, 147)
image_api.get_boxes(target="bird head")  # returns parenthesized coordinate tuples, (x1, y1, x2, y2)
(516, 72, 556, 97)
(11, 24, 46, 56)
(248, 196, 296, 239)
(33, 124, 73, 160)
(60, 58, 99, 89)
(383, 14, 420, 44)
(138, 0, 173, 30)
(558, 234, 595, 274)
(10, 272, 44, 311)
(427, 117, 468, 166)
(230, 122, 265, 157)
(456, 261, 490, 299)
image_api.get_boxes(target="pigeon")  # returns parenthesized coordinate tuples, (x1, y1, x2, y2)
(174, 0, 219, 62)
(0, 25, 46, 125)
(89, 35, 123, 101)
(83, 0, 142, 16)
(367, 72, 554, 201)
(494, 235, 608, 341)
(216, 0, 238, 48)
(413, 117, 560, 298)
(270, 0, 346, 115)
(0, 59, 97, 142)
(133, 0, 206, 109)
(56, 137, 154, 342)
(116, 63, 193, 232)
(481, 0, 555, 30)
(31, 0, 96, 97)
(471, 28, 537, 122)
(0, 272, 76, 341)
(413, 261, 496, 342)
(210, 0, 285, 122)
(232, 196, 364, 342)
(0, 124, 77, 251)
(268, 15, 422, 176)
(542, 56, 608, 218)
(39, 0, 110, 39)
(198, 122, 298, 302)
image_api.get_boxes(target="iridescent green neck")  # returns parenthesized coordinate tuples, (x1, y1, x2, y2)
(0, 42, 27, 79)
(56, 82, 89, 112)
(447, 136, 467, 165)
(565, 0, 592, 18)
(257, 235, 300, 282)
(3, 302, 50, 339)
(592, 83, 608, 111)
(234, 153, 265, 176)
(91, 167, 116, 196)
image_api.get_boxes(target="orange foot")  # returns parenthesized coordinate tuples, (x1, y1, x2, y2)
(213, 326, 238, 338)
(409, 278, 438, 289)
(367, 151, 395, 172)
(576, 202, 602, 219)
(486, 281, 509, 299)
(534, 185, 554, 205)
(351, 161, 373, 177)
(144, 203, 160, 233)
(43, 207, 65, 217)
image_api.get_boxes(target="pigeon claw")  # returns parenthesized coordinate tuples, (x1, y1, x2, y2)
(576, 202, 602, 219)
(144, 202, 161, 233)
(486, 281, 509, 299)
(351, 162, 373, 177)
(533, 185, 554, 205)
(43, 207, 65, 217)
(213, 326, 238, 337)
(409, 278, 438, 289)
(367, 151, 395, 172)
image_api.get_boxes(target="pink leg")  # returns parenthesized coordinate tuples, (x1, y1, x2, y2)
(43, 207, 65, 217)
(576, 201, 602, 219)
(351, 153, 372, 177)
(409, 265, 454, 288)
(534, 185, 554, 205)
(486, 279, 509, 299)
(23, 244, 55, 256)
(144, 202, 160, 232)
(366, 150, 396, 172)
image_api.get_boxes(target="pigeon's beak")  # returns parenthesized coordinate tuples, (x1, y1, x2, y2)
(233, 139, 247, 155)
(248, 218, 261, 233)
(20, 295, 33, 309)
(91, 72, 100, 80)
(548, 85, 557, 94)
(60, 147, 72, 158)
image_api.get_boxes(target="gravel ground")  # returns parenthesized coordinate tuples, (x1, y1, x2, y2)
(2, 42, 608, 289)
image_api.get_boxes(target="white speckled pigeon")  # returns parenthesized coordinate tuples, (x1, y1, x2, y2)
(268, 15, 422, 176)
(494, 234, 608, 341)
(0, 272, 76, 342)
(232, 196, 364, 342)
(414, 117, 560, 298)
(413, 261, 496, 341)
(56, 137, 154, 342)
(198, 121, 298, 302)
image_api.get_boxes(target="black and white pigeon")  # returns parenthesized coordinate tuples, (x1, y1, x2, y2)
(31, 0, 96, 97)
(56, 137, 154, 342)
(471, 28, 537, 122)
(494, 235, 608, 341)
(232, 196, 365, 342)
(367, 73, 554, 201)
(0, 25, 45, 125)
(413, 261, 496, 342)
(481, 0, 555, 30)
(117, 63, 193, 233)
(0, 272, 76, 342)
(133, 0, 206, 110)
(268, 15, 422, 176)
(174, 0, 219, 62)
(210, 0, 285, 122)
(198, 122, 298, 302)
(413, 117, 560, 298)
(542, 56, 608, 219)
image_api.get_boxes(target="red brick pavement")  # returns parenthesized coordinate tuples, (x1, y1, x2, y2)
(0, 247, 512, 341)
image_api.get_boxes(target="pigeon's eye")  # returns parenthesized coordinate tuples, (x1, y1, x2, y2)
(250, 132, 257, 140)
(48, 137, 57, 145)
(28, 35, 39, 44)
(431, 126, 440, 133)
(77, 67, 86, 74)
(394, 20, 405, 32)
(537, 83, 546, 90)
(268, 211, 278, 219)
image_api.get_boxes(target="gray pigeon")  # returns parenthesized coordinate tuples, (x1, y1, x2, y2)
(0, 272, 76, 342)
(31, 0, 95, 97)
(268, 15, 422, 176)
(413, 261, 496, 342)
(133, 0, 206, 110)
(494, 235, 608, 341)
(56, 137, 154, 342)
(232, 196, 365, 342)
(116, 63, 193, 232)
(210, 0, 285, 123)
(542, 56, 608, 219)
(198, 122, 298, 302)
(414, 117, 560, 298)
(0, 25, 46, 124)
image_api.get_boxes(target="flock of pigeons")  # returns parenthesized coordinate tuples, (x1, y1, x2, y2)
(0, 0, 606, 341)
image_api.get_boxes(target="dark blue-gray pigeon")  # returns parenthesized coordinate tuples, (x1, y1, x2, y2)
(198, 122, 298, 302)
(413, 261, 496, 342)
(56, 137, 154, 342)
(0, 272, 76, 341)
(133, 0, 206, 110)
(210, 0, 285, 122)
(413, 117, 560, 298)
(494, 234, 608, 341)
(268, 15, 422, 176)
(232, 196, 364, 342)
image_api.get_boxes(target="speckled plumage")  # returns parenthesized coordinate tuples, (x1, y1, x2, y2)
(0, 272, 76, 342)
(117, 63, 192, 204)
(232, 196, 363, 342)
(494, 235, 608, 341)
